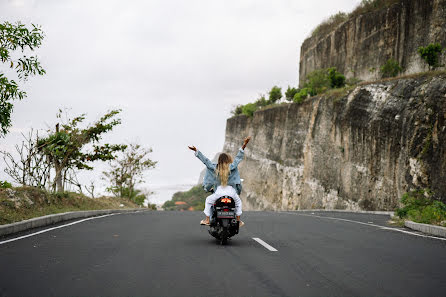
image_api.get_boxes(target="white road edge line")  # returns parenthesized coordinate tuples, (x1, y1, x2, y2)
(0, 213, 117, 245)
(282, 212, 446, 242)
(253, 237, 278, 252)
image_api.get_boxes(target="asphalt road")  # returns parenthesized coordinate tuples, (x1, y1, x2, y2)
(1, 210, 445, 297)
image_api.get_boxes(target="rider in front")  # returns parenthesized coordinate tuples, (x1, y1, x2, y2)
(188, 136, 251, 227)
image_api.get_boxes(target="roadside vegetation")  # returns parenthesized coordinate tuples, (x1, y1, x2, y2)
(395, 189, 446, 227)
(0, 185, 145, 225)
(0, 22, 158, 221)
(162, 185, 207, 211)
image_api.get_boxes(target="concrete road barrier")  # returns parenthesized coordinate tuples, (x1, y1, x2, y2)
(405, 220, 446, 238)
(0, 209, 147, 237)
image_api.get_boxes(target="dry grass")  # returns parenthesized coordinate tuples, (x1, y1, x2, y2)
(0, 186, 141, 225)
(311, 0, 402, 39)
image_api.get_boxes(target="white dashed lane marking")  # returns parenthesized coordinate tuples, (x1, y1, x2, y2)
(253, 237, 278, 251)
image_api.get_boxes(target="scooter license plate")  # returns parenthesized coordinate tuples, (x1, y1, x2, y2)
(217, 211, 235, 218)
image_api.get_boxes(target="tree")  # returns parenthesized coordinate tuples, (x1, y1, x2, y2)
(0, 22, 45, 137)
(103, 143, 157, 200)
(1, 129, 51, 188)
(37, 109, 126, 192)
(285, 86, 298, 101)
(268, 86, 282, 103)
(418, 43, 443, 69)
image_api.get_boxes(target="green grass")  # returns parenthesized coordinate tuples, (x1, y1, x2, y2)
(0, 186, 141, 225)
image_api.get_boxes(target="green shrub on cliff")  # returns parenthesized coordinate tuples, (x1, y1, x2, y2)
(232, 105, 243, 116)
(285, 86, 298, 102)
(380, 59, 402, 78)
(395, 189, 446, 226)
(242, 103, 257, 117)
(305, 69, 330, 95)
(418, 43, 443, 69)
(268, 86, 282, 103)
(293, 88, 310, 103)
(255, 95, 268, 107)
(327, 67, 346, 88)
(302, 67, 346, 97)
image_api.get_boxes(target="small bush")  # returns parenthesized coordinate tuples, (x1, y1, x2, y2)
(380, 59, 402, 78)
(231, 105, 243, 116)
(242, 103, 257, 117)
(327, 67, 346, 88)
(293, 88, 310, 103)
(0, 181, 12, 189)
(268, 86, 282, 103)
(395, 189, 446, 226)
(305, 69, 330, 95)
(255, 95, 268, 107)
(418, 43, 443, 69)
(285, 86, 299, 102)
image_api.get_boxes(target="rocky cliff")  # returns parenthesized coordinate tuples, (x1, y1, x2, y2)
(224, 74, 446, 211)
(299, 0, 446, 86)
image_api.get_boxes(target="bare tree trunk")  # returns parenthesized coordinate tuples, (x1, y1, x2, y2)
(55, 162, 64, 192)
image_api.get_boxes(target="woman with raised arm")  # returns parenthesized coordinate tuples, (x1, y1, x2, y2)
(188, 136, 251, 226)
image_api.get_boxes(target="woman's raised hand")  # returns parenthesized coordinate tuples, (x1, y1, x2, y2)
(188, 146, 197, 152)
(242, 136, 251, 149)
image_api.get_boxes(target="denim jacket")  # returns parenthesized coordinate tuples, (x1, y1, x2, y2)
(195, 148, 244, 194)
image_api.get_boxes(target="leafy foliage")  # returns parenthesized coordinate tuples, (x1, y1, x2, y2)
(231, 104, 243, 116)
(0, 22, 45, 137)
(268, 86, 282, 103)
(304, 69, 331, 95)
(103, 143, 157, 200)
(293, 88, 309, 103)
(303, 67, 346, 97)
(285, 86, 298, 102)
(0, 180, 12, 189)
(418, 43, 443, 69)
(395, 189, 446, 226)
(327, 67, 346, 88)
(37, 110, 126, 192)
(241, 103, 257, 117)
(380, 59, 402, 78)
(163, 185, 208, 211)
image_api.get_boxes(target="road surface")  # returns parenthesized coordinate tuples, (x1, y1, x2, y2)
(1, 211, 445, 296)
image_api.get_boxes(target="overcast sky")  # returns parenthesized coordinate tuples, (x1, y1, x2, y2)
(0, 0, 360, 204)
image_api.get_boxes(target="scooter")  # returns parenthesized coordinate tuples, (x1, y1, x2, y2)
(208, 195, 240, 245)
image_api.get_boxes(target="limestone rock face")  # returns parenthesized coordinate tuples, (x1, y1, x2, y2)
(224, 75, 446, 211)
(299, 0, 446, 86)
